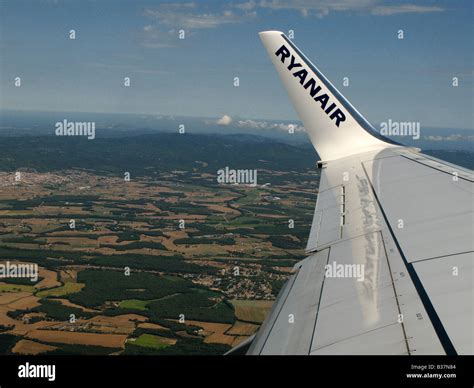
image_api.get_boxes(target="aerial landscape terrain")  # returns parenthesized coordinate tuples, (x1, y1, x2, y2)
(0, 130, 319, 355)
(0, 114, 472, 355)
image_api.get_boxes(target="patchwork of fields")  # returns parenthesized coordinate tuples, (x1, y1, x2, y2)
(0, 155, 318, 354)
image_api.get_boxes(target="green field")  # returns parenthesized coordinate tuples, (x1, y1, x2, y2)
(0, 284, 35, 293)
(235, 189, 260, 205)
(133, 334, 172, 349)
(118, 299, 149, 311)
(36, 282, 84, 298)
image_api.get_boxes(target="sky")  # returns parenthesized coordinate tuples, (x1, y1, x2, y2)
(0, 0, 472, 130)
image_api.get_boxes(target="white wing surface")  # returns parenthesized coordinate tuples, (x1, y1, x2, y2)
(243, 31, 473, 355)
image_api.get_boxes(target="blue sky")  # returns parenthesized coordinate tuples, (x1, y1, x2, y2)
(0, 0, 472, 129)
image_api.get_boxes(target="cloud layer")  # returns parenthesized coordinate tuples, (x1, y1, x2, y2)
(140, 1, 445, 48)
(234, 0, 444, 18)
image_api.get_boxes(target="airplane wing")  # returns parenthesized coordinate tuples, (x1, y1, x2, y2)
(240, 31, 473, 355)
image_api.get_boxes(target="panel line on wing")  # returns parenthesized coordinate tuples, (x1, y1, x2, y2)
(258, 268, 301, 354)
(311, 321, 402, 353)
(409, 250, 474, 264)
(380, 231, 411, 354)
(308, 246, 331, 354)
(360, 162, 457, 355)
(310, 230, 383, 253)
(399, 155, 474, 183)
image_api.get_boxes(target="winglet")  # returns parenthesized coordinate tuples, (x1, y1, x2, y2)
(259, 31, 400, 160)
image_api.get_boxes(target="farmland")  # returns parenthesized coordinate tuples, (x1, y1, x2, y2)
(0, 133, 318, 354)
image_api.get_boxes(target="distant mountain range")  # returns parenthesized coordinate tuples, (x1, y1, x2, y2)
(0, 110, 472, 171)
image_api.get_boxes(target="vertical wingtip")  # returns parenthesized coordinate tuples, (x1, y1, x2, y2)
(259, 31, 399, 160)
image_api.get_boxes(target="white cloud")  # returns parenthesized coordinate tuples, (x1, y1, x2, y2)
(257, 0, 373, 17)
(140, 25, 178, 49)
(141, 4, 255, 49)
(144, 6, 252, 30)
(424, 134, 474, 142)
(235, 1, 257, 11)
(236, 119, 305, 132)
(371, 5, 444, 16)
(139, 1, 445, 49)
(217, 115, 233, 125)
(234, 0, 444, 18)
